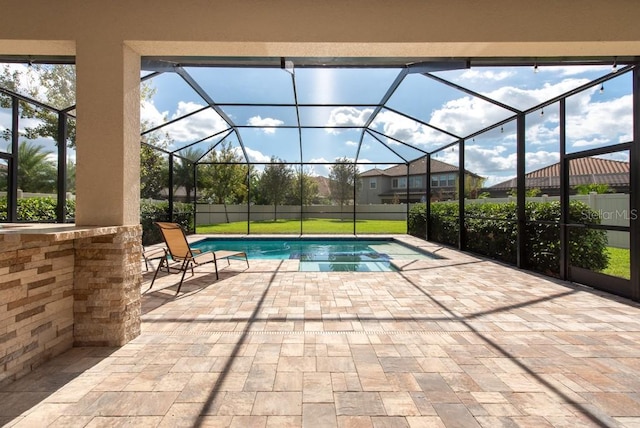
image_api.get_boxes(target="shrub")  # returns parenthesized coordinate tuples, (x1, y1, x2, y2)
(408, 200, 609, 275)
(0, 196, 76, 222)
(407, 203, 427, 238)
(0, 196, 193, 246)
(140, 200, 194, 245)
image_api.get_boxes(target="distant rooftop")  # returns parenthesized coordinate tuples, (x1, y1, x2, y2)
(490, 157, 630, 190)
(360, 157, 481, 178)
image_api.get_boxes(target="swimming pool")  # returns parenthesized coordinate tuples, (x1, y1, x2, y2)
(190, 238, 438, 272)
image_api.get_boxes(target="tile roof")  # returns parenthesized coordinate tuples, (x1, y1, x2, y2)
(360, 157, 479, 177)
(490, 157, 630, 190)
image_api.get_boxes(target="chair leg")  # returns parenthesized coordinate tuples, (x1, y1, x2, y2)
(176, 259, 191, 295)
(149, 257, 166, 290)
(213, 254, 219, 280)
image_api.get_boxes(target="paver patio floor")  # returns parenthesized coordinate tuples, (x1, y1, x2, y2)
(2, 236, 640, 427)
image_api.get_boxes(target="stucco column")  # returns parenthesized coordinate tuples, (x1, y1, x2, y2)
(72, 39, 142, 345)
(75, 39, 140, 226)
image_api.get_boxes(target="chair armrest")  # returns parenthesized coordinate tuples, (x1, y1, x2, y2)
(144, 247, 167, 259)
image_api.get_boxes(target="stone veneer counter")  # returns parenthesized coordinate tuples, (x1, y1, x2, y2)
(0, 223, 142, 387)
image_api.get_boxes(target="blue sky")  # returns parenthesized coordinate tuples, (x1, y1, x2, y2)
(1, 61, 633, 187)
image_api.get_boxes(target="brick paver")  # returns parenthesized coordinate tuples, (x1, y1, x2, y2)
(1, 235, 640, 427)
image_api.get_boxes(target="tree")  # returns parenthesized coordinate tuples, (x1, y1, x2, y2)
(286, 168, 319, 206)
(199, 142, 249, 222)
(17, 141, 57, 192)
(66, 158, 76, 194)
(574, 183, 612, 195)
(329, 157, 360, 219)
(173, 147, 203, 202)
(0, 64, 77, 147)
(455, 174, 487, 199)
(508, 187, 542, 198)
(258, 157, 293, 220)
(140, 144, 167, 199)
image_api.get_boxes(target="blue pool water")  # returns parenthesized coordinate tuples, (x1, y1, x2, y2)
(190, 238, 437, 272)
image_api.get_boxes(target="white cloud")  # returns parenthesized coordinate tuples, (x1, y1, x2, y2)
(524, 150, 560, 171)
(141, 100, 230, 146)
(537, 65, 610, 76)
(325, 107, 373, 134)
(140, 99, 167, 128)
(567, 94, 633, 147)
(241, 146, 271, 163)
(247, 116, 284, 134)
(459, 69, 515, 81)
(372, 110, 452, 148)
(169, 101, 229, 142)
(429, 97, 512, 137)
(307, 157, 331, 176)
(572, 137, 610, 148)
(485, 78, 591, 111)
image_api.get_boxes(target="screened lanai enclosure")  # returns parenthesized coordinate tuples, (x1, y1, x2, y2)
(0, 57, 638, 301)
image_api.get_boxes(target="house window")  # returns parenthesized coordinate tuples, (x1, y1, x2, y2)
(409, 176, 422, 188)
(369, 178, 377, 189)
(392, 177, 407, 188)
(431, 175, 439, 187)
(439, 175, 447, 187)
(448, 173, 456, 186)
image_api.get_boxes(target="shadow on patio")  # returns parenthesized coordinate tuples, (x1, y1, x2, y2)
(2, 249, 640, 427)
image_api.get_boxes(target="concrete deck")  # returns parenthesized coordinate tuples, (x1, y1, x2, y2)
(2, 237, 640, 427)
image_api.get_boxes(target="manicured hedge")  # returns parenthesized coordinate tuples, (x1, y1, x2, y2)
(0, 196, 76, 222)
(140, 200, 194, 245)
(408, 200, 609, 275)
(0, 197, 193, 246)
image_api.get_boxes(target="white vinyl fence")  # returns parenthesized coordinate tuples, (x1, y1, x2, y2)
(196, 204, 408, 225)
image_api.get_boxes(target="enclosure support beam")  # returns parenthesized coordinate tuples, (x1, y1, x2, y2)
(168, 155, 174, 223)
(458, 140, 466, 251)
(516, 114, 526, 269)
(8, 97, 18, 222)
(426, 154, 432, 241)
(630, 66, 640, 301)
(56, 112, 68, 223)
(193, 162, 198, 231)
(559, 99, 569, 280)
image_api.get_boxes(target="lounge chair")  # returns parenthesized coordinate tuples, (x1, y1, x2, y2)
(142, 245, 168, 272)
(149, 222, 249, 294)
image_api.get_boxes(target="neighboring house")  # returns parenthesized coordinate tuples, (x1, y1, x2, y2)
(359, 157, 484, 204)
(159, 186, 190, 202)
(312, 175, 332, 203)
(487, 157, 630, 197)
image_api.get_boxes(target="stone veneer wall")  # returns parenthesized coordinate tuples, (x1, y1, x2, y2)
(74, 226, 142, 346)
(0, 225, 141, 387)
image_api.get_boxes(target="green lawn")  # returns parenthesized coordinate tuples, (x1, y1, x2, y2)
(196, 218, 407, 235)
(602, 247, 630, 279)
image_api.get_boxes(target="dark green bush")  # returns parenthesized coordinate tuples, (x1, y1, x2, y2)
(407, 203, 427, 237)
(1, 196, 193, 246)
(408, 200, 609, 275)
(140, 200, 194, 245)
(0, 196, 76, 222)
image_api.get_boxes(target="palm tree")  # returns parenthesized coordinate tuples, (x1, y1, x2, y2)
(172, 147, 203, 201)
(17, 141, 57, 192)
